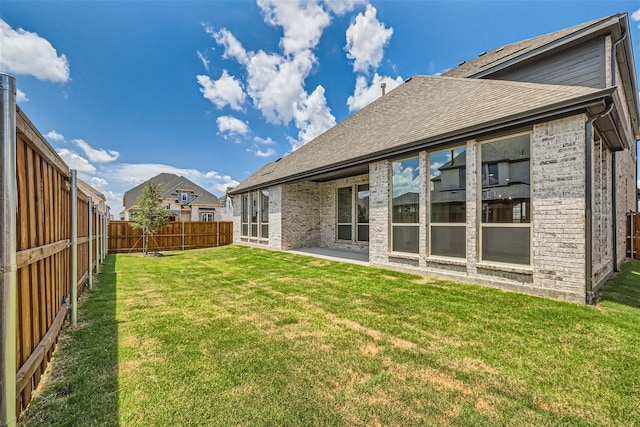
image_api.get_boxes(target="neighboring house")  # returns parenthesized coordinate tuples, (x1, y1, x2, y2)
(219, 187, 235, 222)
(77, 178, 109, 218)
(229, 13, 639, 304)
(123, 173, 221, 222)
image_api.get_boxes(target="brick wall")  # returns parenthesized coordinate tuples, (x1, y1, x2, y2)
(280, 181, 321, 249)
(532, 115, 587, 302)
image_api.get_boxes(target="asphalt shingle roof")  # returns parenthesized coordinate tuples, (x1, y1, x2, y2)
(231, 75, 610, 193)
(124, 173, 220, 209)
(442, 16, 612, 79)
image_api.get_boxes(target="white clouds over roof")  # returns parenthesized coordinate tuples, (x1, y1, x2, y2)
(0, 19, 70, 82)
(347, 73, 403, 112)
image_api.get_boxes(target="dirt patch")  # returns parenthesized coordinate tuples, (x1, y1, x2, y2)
(391, 338, 418, 351)
(361, 342, 382, 357)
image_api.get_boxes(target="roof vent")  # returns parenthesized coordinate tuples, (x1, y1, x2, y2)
(381, 82, 386, 96)
(458, 60, 466, 66)
(478, 51, 486, 57)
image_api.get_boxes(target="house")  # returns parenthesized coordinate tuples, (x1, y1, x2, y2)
(229, 13, 639, 304)
(123, 173, 221, 222)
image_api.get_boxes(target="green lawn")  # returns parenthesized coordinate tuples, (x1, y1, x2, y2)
(19, 245, 640, 426)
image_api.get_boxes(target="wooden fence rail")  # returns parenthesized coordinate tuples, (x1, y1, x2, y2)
(1, 76, 110, 426)
(628, 212, 640, 260)
(108, 221, 233, 253)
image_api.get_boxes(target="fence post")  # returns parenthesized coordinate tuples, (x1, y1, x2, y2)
(182, 221, 185, 251)
(104, 208, 109, 258)
(96, 212, 101, 273)
(88, 197, 93, 289)
(0, 73, 17, 427)
(70, 171, 78, 326)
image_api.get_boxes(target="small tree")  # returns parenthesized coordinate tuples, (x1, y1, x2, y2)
(129, 182, 170, 255)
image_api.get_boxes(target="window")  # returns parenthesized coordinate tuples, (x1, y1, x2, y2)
(250, 191, 259, 237)
(260, 189, 269, 239)
(337, 187, 353, 240)
(201, 212, 214, 222)
(336, 184, 369, 243)
(357, 184, 369, 242)
(241, 189, 269, 242)
(480, 133, 531, 265)
(391, 157, 420, 253)
(241, 194, 249, 236)
(430, 147, 466, 258)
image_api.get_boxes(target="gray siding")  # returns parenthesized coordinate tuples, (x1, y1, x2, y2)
(490, 38, 605, 88)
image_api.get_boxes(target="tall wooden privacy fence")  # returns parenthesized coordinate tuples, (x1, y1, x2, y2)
(628, 212, 640, 260)
(1, 74, 109, 424)
(108, 221, 233, 253)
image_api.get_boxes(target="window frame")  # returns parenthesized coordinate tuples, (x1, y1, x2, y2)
(428, 146, 467, 259)
(240, 189, 269, 243)
(335, 183, 369, 243)
(478, 131, 532, 267)
(390, 156, 420, 254)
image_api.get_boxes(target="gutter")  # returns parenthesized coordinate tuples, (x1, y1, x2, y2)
(585, 101, 613, 305)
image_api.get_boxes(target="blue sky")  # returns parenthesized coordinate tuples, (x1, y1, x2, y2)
(1, 0, 639, 214)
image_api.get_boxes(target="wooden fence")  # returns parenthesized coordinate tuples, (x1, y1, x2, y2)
(1, 80, 109, 424)
(108, 221, 233, 253)
(628, 212, 640, 260)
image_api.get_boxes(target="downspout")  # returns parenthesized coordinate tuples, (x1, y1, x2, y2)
(0, 73, 17, 427)
(609, 30, 627, 273)
(585, 102, 613, 305)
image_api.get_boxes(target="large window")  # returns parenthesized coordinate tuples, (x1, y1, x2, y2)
(241, 189, 269, 242)
(260, 189, 269, 239)
(337, 186, 353, 240)
(336, 184, 369, 242)
(357, 184, 369, 242)
(391, 157, 420, 253)
(430, 147, 466, 258)
(480, 133, 531, 265)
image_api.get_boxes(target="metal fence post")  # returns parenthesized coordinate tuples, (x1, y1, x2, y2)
(182, 221, 185, 250)
(105, 207, 110, 258)
(88, 197, 93, 289)
(0, 73, 17, 427)
(96, 212, 101, 274)
(70, 170, 78, 326)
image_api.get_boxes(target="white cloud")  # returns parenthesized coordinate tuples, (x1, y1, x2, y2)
(252, 147, 277, 158)
(206, 1, 338, 152)
(196, 49, 210, 72)
(258, 0, 331, 56)
(290, 84, 335, 150)
(57, 149, 96, 174)
(216, 115, 249, 139)
(0, 19, 70, 82)
(345, 4, 393, 73)
(392, 160, 420, 197)
(73, 139, 120, 163)
(46, 130, 65, 142)
(322, 0, 366, 15)
(211, 28, 249, 64)
(197, 70, 245, 110)
(91, 177, 108, 187)
(254, 136, 276, 145)
(632, 8, 640, 27)
(347, 73, 403, 112)
(16, 88, 28, 102)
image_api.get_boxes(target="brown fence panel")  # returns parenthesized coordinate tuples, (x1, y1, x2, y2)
(11, 107, 106, 414)
(108, 221, 233, 253)
(628, 212, 640, 260)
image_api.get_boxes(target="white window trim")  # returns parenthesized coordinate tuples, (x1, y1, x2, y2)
(335, 183, 370, 243)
